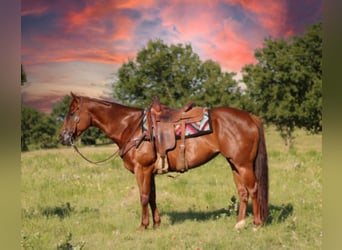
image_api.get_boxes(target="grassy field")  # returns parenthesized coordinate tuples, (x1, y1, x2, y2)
(21, 127, 322, 249)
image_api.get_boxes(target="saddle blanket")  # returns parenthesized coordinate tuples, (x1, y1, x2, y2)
(142, 108, 213, 138)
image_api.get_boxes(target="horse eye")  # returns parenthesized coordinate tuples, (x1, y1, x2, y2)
(69, 112, 74, 117)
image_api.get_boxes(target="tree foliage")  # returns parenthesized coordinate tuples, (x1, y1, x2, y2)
(50, 95, 72, 123)
(242, 23, 322, 147)
(113, 39, 239, 108)
(21, 106, 58, 151)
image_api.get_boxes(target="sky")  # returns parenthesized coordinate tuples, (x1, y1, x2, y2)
(21, 0, 322, 113)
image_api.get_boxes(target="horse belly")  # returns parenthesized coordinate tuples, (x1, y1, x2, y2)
(167, 135, 219, 169)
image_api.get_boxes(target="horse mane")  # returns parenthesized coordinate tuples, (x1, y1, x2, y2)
(89, 97, 113, 107)
(79, 95, 143, 111)
(79, 95, 115, 107)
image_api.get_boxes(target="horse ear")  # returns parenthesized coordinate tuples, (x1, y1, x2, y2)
(70, 92, 80, 105)
(70, 92, 76, 98)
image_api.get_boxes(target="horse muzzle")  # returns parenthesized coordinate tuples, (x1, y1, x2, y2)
(59, 131, 74, 146)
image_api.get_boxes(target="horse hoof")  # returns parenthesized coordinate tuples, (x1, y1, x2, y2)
(253, 224, 262, 232)
(234, 219, 246, 230)
(137, 225, 148, 232)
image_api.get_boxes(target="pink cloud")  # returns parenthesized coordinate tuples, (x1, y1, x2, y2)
(59, 1, 143, 62)
(159, 1, 258, 71)
(228, 0, 288, 37)
(161, 2, 214, 39)
(21, 6, 49, 16)
(200, 19, 256, 71)
(22, 92, 64, 113)
(54, 50, 136, 64)
(114, 0, 159, 9)
(64, 0, 158, 30)
(110, 16, 135, 41)
(23, 38, 134, 68)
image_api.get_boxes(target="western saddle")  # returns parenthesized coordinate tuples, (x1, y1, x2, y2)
(148, 96, 204, 173)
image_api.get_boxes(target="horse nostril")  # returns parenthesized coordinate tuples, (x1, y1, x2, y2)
(59, 133, 69, 145)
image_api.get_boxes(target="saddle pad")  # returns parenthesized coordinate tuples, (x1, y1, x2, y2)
(142, 108, 213, 138)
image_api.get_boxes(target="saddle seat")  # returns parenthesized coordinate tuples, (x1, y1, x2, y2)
(149, 96, 205, 173)
(151, 96, 203, 123)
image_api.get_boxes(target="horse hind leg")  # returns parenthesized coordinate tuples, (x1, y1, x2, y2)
(231, 163, 262, 230)
(231, 169, 249, 229)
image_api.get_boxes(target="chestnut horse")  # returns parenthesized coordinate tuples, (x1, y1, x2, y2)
(59, 93, 268, 230)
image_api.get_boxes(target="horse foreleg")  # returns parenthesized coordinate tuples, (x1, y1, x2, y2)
(149, 174, 161, 229)
(134, 167, 153, 231)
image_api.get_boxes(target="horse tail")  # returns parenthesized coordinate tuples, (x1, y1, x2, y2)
(251, 115, 269, 222)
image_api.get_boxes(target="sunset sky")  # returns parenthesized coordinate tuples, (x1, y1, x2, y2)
(21, 0, 322, 113)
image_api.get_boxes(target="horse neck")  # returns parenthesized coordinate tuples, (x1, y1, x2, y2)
(87, 101, 143, 148)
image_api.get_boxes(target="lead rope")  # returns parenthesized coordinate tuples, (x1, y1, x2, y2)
(71, 142, 120, 165)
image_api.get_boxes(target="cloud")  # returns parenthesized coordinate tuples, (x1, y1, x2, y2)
(22, 0, 150, 67)
(158, 1, 259, 71)
(160, 1, 215, 41)
(227, 0, 288, 37)
(210, 24, 256, 70)
(21, 6, 49, 17)
(21, 0, 321, 113)
(21, 0, 287, 72)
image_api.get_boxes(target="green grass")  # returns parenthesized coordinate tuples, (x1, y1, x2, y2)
(21, 127, 322, 249)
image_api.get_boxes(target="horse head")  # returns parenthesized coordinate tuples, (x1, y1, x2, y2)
(59, 92, 92, 146)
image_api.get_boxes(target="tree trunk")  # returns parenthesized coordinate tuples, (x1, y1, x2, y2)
(284, 127, 293, 151)
(280, 126, 293, 151)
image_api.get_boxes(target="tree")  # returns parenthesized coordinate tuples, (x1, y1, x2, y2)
(50, 95, 72, 125)
(242, 23, 322, 148)
(292, 23, 322, 133)
(21, 106, 58, 151)
(192, 59, 241, 107)
(112, 39, 239, 108)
